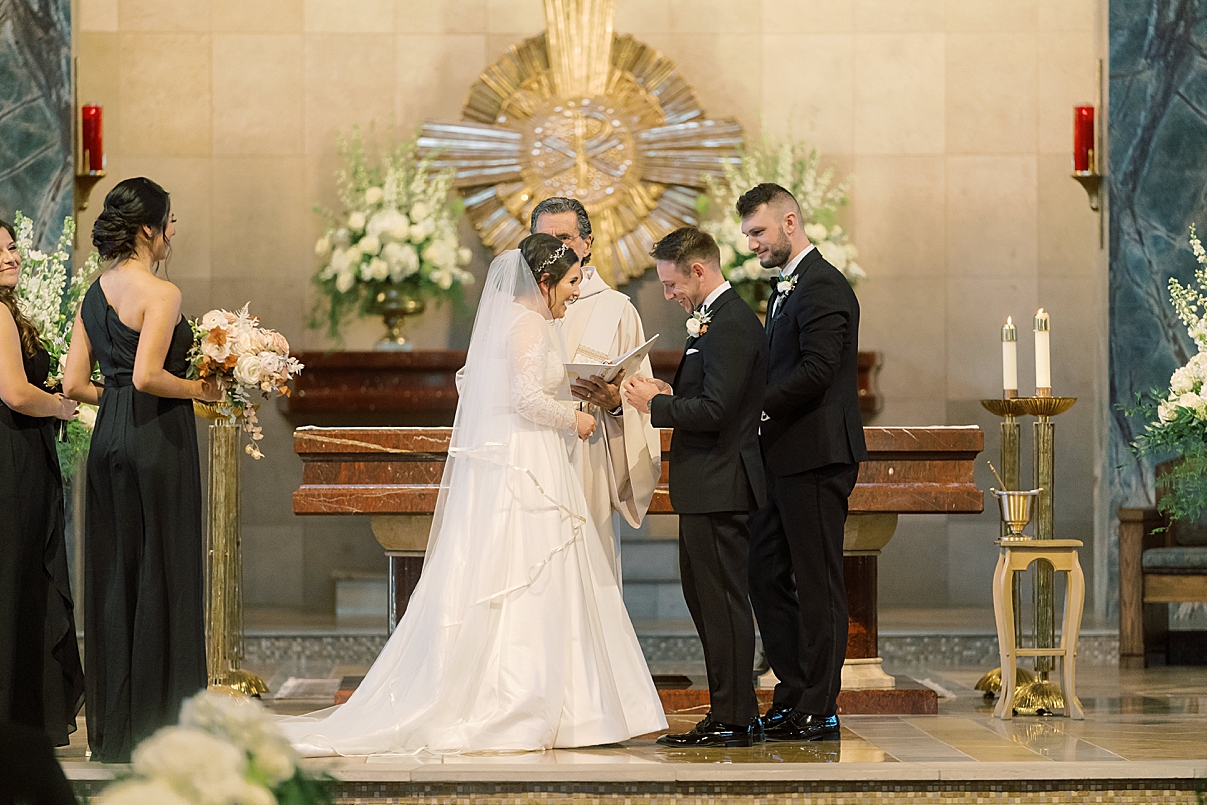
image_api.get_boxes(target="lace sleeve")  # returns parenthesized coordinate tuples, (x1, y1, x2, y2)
(509, 311, 576, 430)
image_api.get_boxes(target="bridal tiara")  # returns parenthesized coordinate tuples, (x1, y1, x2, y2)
(537, 243, 570, 274)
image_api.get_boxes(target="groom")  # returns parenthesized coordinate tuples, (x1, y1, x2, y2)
(739, 183, 868, 742)
(624, 227, 766, 747)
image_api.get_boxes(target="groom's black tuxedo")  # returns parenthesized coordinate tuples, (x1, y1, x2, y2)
(650, 286, 766, 725)
(751, 246, 869, 719)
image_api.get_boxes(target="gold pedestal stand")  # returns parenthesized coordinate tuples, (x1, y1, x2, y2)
(1011, 394, 1077, 715)
(976, 397, 1035, 697)
(374, 286, 425, 351)
(195, 403, 268, 697)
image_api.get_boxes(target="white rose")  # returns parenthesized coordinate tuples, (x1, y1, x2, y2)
(411, 217, 436, 242)
(76, 403, 98, 430)
(257, 350, 288, 383)
(359, 234, 382, 256)
(364, 186, 384, 206)
(409, 202, 430, 224)
(457, 246, 472, 265)
(804, 223, 828, 242)
(233, 353, 264, 387)
(685, 317, 701, 337)
(335, 270, 356, 293)
(347, 211, 367, 231)
(1171, 365, 1195, 395)
(314, 236, 331, 258)
(817, 240, 848, 271)
(1158, 399, 1176, 423)
(131, 727, 254, 801)
(201, 338, 231, 363)
(1177, 391, 1201, 412)
(367, 257, 390, 281)
(389, 218, 411, 242)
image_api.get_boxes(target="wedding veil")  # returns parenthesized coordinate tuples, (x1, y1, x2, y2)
(425, 249, 557, 559)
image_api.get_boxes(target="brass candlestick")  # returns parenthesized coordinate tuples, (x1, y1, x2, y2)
(1013, 395, 1077, 715)
(976, 398, 1035, 697)
(195, 403, 268, 697)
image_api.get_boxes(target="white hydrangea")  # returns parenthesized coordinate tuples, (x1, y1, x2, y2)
(131, 727, 272, 805)
(804, 222, 828, 242)
(364, 186, 384, 206)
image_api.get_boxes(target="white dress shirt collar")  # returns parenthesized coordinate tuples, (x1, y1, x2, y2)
(701, 280, 731, 311)
(780, 244, 816, 279)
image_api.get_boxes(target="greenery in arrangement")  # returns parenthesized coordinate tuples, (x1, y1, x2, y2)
(310, 127, 475, 339)
(13, 212, 103, 476)
(98, 691, 332, 805)
(1130, 225, 1207, 524)
(700, 131, 866, 309)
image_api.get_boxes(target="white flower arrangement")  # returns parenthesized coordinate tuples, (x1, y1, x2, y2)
(311, 127, 474, 338)
(188, 305, 303, 459)
(13, 213, 103, 386)
(701, 131, 866, 306)
(99, 691, 328, 805)
(1131, 225, 1207, 525)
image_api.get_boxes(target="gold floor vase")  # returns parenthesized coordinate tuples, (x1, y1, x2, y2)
(196, 403, 268, 697)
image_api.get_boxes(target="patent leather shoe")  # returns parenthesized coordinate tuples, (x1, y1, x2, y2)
(761, 704, 794, 732)
(657, 717, 764, 748)
(764, 712, 841, 742)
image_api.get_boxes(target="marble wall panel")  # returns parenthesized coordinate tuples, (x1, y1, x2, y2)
(946, 33, 1038, 154)
(212, 34, 304, 156)
(0, 0, 72, 249)
(761, 34, 854, 158)
(853, 33, 946, 154)
(212, 0, 302, 33)
(1107, 0, 1207, 616)
(762, 0, 853, 33)
(398, 0, 490, 34)
(118, 0, 210, 31)
(78, 0, 117, 32)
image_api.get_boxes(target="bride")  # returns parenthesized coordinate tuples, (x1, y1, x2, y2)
(282, 234, 667, 756)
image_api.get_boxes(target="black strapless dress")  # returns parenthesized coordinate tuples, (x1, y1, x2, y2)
(0, 344, 85, 747)
(81, 282, 206, 763)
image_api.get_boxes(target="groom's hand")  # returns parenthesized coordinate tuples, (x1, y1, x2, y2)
(623, 376, 670, 415)
(570, 369, 624, 410)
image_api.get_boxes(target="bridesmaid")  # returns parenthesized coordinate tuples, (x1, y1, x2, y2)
(63, 178, 221, 763)
(0, 218, 85, 747)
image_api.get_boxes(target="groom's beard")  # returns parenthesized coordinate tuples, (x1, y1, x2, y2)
(759, 229, 793, 269)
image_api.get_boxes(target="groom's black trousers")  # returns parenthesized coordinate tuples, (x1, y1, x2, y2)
(678, 512, 759, 725)
(749, 462, 859, 716)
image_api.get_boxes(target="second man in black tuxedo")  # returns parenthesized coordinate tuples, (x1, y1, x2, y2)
(739, 183, 869, 742)
(624, 227, 767, 747)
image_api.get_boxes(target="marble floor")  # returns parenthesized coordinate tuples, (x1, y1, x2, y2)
(60, 661, 1207, 785)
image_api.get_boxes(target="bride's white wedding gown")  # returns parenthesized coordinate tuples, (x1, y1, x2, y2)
(280, 305, 666, 756)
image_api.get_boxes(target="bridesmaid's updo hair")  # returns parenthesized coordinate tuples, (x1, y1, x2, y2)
(92, 177, 171, 262)
(519, 232, 578, 289)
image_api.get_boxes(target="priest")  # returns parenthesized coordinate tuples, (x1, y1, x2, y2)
(531, 197, 661, 584)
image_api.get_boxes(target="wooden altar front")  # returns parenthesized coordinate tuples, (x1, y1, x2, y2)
(293, 424, 983, 711)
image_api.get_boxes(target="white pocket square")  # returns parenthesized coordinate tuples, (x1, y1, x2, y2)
(686, 348, 699, 355)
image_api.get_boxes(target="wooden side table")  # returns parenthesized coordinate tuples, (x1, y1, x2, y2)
(991, 539, 1086, 720)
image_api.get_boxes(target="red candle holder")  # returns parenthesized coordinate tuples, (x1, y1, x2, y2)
(1073, 105, 1094, 173)
(81, 104, 104, 173)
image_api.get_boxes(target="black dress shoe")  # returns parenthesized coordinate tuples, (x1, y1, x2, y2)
(761, 704, 794, 732)
(657, 717, 764, 748)
(764, 712, 841, 742)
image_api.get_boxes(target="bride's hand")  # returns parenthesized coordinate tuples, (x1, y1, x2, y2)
(574, 410, 596, 440)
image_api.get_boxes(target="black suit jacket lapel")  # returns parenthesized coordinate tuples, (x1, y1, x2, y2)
(768, 249, 825, 338)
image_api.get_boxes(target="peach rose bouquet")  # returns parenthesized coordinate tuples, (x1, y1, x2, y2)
(188, 304, 303, 459)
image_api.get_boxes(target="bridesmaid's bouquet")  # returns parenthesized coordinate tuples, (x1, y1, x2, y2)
(188, 304, 303, 459)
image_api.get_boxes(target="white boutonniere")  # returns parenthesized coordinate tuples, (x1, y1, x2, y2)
(776, 272, 799, 297)
(686, 307, 713, 338)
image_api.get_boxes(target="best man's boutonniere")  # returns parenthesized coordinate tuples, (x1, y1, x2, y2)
(777, 272, 799, 298)
(686, 307, 713, 338)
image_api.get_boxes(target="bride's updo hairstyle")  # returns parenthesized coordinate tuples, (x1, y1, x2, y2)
(92, 177, 171, 263)
(519, 232, 578, 290)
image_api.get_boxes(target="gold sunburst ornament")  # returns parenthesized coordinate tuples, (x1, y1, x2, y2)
(418, 0, 743, 287)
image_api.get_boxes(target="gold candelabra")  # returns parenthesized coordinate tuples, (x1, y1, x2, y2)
(195, 403, 268, 697)
(975, 396, 1077, 713)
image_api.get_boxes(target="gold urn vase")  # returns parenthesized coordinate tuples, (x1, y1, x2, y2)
(373, 284, 426, 351)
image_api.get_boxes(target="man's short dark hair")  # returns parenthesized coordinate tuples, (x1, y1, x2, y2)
(735, 182, 802, 220)
(650, 226, 720, 275)
(530, 197, 593, 240)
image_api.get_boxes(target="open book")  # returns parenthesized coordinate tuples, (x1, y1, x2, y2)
(565, 334, 659, 385)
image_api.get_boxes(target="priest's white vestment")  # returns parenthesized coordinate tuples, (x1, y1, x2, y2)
(560, 268, 661, 584)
